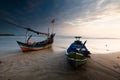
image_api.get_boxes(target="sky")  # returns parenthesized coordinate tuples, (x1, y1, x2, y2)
(0, 0, 120, 38)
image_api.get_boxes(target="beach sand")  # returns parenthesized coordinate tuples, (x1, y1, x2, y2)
(0, 47, 120, 80)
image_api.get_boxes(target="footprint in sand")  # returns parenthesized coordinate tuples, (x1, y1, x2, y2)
(117, 56, 120, 59)
(113, 64, 120, 69)
(0, 60, 2, 64)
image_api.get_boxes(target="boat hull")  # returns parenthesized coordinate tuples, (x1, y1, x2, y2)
(17, 41, 52, 52)
(17, 33, 55, 52)
(66, 37, 91, 67)
(66, 52, 88, 67)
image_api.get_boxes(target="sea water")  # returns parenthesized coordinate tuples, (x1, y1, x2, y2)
(0, 36, 120, 58)
(54, 36, 120, 54)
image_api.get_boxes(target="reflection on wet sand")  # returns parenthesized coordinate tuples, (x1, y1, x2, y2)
(0, 47, 120, 80)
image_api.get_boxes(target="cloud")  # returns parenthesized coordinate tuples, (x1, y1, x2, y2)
(1, 0, 120, 34)
(64, 0, 120, 26)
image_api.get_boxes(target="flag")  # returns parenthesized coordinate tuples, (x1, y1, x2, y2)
(51, 19, 55, 23)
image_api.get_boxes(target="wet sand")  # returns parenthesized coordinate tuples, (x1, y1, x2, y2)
(0, 47, 120, 80)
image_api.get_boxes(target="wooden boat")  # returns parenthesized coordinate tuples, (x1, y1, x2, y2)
(66, 36, 91, 67)
(16, 21, 55, 52)
(2, 18, 56, 52)
(17, 33, 55, 52)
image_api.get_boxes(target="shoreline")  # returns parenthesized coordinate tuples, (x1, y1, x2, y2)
(0, 47, 120, 80)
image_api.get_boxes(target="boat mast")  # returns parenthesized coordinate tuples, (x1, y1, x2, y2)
(47, 27, 50, 38)
(25, 30, 28, 43)
(51, 19, 55, 33)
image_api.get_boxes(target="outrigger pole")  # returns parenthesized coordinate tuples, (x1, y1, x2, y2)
(1, 19, 49, 36)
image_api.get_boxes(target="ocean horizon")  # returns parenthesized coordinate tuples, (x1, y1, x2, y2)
(0, 35, 120, 58)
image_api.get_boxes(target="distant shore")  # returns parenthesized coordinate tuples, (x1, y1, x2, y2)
(0, 47, 120, 80)
(0, 34, 15, 36)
